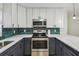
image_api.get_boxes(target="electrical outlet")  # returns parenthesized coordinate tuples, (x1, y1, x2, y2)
(24, 29, 26, 33)
(54, 29, 56, 32)
(13, 30, 15, 34)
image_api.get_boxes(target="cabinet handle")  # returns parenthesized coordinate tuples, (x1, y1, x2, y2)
(12, 24, 14, 27)
(2, 25, 3, 28)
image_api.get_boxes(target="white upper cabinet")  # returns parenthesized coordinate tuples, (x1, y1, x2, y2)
(3, 4, 12, 28)
(0, 4, 2, 25)
(32, 8, 39, 19)
(55, 8, 64, 28)
(12, 4, 18, 28)
(55, 8, 67, 35)
(46, 8, 66, 28)
(32, 8, 47, 19)
(39, 8, 47, 19)
(47, 8, 56, 28)
(18, 5, 26, 28)
(0, 4, 2, 37)
(27, 8, 33, 27)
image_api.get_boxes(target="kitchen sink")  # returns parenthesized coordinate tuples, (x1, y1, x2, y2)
(0, 41, 13, 49)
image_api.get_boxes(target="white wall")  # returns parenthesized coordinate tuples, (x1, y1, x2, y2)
(68, 11, 79, 36)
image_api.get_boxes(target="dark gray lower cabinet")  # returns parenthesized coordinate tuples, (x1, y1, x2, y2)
(62, 42, 78, 56)
(49, 37, 56, 56)
(15, 39, 24, 56)
(49, 37, 79, 56)
(0, 39, 24, 56)
(55, 39, 62, 56)
(0, 37, 32, 56)
(23, 38, 31, 56)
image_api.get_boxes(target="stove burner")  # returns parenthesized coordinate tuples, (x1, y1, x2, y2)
(32, 33, 48, 38)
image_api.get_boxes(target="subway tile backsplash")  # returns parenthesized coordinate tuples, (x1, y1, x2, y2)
(46, 28, 60, 34)
(2, 28, 33, 39)
(2, 28, 60, 39)
(18, 28, 33, 34)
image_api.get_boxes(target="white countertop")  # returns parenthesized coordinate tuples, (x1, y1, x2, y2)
(47, 34, 79, 52)
(0, 34, 79, 54)
(0, 34, 32, 54)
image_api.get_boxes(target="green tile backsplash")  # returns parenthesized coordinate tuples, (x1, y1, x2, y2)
(2, 28, 33, 39)
(46, 28, 60, 34)
(18, 28, 33, 34)
(2, 28, 18, 38)
(2, 27, 60, 39)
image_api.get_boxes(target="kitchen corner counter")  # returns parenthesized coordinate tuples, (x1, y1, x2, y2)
(47, 34, 79, 53)
(0, 34, 33, 54)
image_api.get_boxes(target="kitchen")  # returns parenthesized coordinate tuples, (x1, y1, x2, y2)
(0, 3, 79, 56)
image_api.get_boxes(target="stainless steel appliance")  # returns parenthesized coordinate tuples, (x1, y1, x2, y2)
(32, 33, 48, 38)
(32, 38, 49, 56)
(33, 40, 47, 49)
(33, 19, 46, 33)
(32, 18, 48, 56)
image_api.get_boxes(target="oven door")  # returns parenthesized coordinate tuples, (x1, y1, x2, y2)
(32, 40, 47, 49)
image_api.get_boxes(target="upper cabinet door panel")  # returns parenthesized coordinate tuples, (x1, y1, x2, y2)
(0, 4, 2, 37)
(47, 8, 56, 27)
(0, 4, 2, 25)
(21, 7, 26, 27)
(3, 4, 12, 28)
(12, 4, 18, 28)
(18, 5, 26, 28)
(27, 8, 33, 27)
(55, 9, 64, 28)
(39, 8, 47, 19)
(32, 8, 39, 19)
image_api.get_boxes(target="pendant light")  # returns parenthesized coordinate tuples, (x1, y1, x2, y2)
(73, 3, 76, 19)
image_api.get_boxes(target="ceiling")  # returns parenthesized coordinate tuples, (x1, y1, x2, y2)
(19, 3, 79, 8)
(19, 3, 79, 15)
(19, 3, 70, 7)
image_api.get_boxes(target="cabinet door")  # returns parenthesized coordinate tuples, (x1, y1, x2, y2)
(12, 4, 18, 28)
(55, 8, 64, 28)
(3, 4, 12, 28)
(40, 8, 47, 19)
(15, 41, 23, 56)
(62, 44, 77, 56)
(0, 4, 2, 37)
(24, 38, 31, 56)
(49, 37, 56, 56)
(47, 8, 56, 27)
(27, 8, 32, 27)
(32, 8, 39, 19)
(18, 5, 26, 28)
(18, 40, 24, 56)
(55, 39, 62, 56)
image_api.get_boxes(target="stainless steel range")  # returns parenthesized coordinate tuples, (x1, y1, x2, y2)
(32, 38, 49, 56)
(32, 18, 48, 56)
